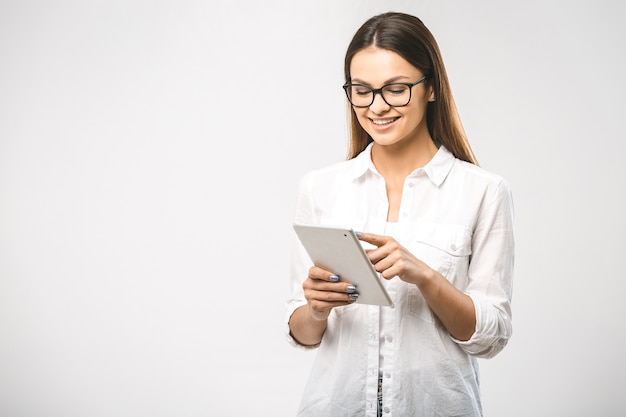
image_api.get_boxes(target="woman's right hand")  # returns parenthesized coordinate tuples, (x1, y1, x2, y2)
(302, 266, 359, 321)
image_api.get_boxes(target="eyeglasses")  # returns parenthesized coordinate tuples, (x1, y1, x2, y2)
(342, 76, 428, 108)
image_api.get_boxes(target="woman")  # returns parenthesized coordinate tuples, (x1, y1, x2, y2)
(286, 12, 514, 417)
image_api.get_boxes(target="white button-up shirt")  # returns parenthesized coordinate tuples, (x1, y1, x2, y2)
(286, 144, 514, 417)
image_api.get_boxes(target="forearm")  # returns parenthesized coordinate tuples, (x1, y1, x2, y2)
(418, 269, 476, 341)
(288, 304, 328, 347)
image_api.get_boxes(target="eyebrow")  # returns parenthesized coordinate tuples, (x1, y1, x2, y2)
(350, 75, 413, 86)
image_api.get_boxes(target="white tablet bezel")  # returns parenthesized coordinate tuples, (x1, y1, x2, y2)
(293, 224, 393, 307)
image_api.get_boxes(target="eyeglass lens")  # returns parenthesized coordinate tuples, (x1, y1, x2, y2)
(346, 84, 411, 107)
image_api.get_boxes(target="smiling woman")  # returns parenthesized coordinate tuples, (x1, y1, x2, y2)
(286, 12, 515, 417)
(343, 13, 476, 165)
(347, 47, 435, 158)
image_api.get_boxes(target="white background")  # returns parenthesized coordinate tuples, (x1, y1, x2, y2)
(1, 1, 625, 416)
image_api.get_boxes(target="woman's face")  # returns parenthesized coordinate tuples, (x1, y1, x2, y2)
(349, 47, 434, 148)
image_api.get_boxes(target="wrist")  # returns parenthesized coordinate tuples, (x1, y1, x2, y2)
(308, 303, 330, 323)
(415, 266, 441, 292)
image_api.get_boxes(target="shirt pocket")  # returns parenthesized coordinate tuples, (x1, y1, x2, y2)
(406, 223, 472, 320)
(414, 223, 472, 276)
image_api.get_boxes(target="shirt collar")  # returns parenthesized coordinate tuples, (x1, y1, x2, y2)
(351, 142, 456, 186)
(350, 142, 377, 179)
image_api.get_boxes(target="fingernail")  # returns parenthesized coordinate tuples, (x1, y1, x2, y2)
(346, 285, 356, 293)
(355, 231, 362, 237)
(329, 275, 339, 282)
(349, 293, 359, 300)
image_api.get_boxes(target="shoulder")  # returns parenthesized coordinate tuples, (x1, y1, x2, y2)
(451, 158, 511, 192)
(296, 159, 357, 200)
(450, 159, 515, 223)
(442, 156, 514, 215)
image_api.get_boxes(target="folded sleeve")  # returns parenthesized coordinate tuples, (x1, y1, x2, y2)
(453, 178, 515, 358)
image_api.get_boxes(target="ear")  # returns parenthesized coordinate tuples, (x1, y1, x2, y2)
(427, 85, 436, 102)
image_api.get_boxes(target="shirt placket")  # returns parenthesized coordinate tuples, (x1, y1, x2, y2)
(366, 305, 380, 417)
(365, 174, 388, 416)
(381, 176, 416, 417)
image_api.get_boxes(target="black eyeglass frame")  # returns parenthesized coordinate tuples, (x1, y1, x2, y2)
(342, 75, 428, 108)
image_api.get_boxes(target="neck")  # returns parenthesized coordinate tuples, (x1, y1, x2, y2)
(371, 136, 438, 181)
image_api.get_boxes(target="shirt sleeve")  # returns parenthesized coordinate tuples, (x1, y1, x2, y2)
(452, 178, 515, 358)
(285, 173, 320, 349)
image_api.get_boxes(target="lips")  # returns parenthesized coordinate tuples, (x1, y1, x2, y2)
(370, 117, 399, 127)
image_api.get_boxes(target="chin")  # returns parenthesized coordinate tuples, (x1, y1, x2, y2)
(370, 137, 403, 147)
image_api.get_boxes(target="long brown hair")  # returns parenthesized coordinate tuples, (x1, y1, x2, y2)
(344, 12, 477, 164)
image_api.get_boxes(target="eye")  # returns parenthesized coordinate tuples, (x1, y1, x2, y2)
(353, 86, 372, 96)
(385, 85, 408, 95)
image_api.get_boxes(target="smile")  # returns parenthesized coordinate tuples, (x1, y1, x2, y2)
(371, 117, 399, 126)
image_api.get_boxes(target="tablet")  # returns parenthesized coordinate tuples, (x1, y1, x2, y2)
(293, 224, 393, 307)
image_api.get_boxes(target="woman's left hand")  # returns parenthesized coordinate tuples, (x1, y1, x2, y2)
(358, 232, 434, 286)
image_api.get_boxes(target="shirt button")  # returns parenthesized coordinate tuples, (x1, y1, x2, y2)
(386, 336, 393, 343)
(450, 243, 457, 251)
(385, 371, 391, 378)
(384, 406, 390, 413)
(407, 182, 415, 188)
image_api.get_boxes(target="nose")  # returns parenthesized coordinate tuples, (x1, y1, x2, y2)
(369, 91, 390, 114)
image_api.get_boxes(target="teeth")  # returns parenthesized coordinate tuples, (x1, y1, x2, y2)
(372, 118, 397, 126)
